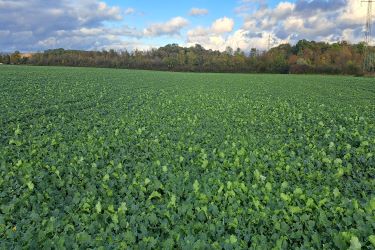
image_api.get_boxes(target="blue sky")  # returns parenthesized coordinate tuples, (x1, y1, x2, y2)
(104, 0, 253, 47)
(108, 1, 235, 26)
(0, 0, 371, 52)
(104, 0, 279, 25)
(104, 0, 288, 41)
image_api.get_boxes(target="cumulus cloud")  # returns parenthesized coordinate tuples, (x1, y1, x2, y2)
(0, 0, 122, 32)
(96, 40, 159, 51)
(188, 0, 369, 51)
(211, 17, 235, 34)
(0, 0, 126, 51)
(187, 18, 266, 51)
(187, 16, 235, 41)
(186, 17, 235, 50)
(143, 17, 189, 37)
(189, 8, 209, 16)
(0, 1, 188, 51)
(185, 17, 281, 51)
(187, 28, 287, 51)
(240, 0, 370, 47)
(187, 27, 209, 37)
(339, 0, 368, 26)
(0, 0, 372, 52)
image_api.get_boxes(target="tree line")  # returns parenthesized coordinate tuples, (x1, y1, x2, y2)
(1, 40, 374, 75)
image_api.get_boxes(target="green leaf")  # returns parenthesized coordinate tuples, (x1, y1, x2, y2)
(289, 206, 302, 214)
(265, 182, 272, 192)
(95, 201, 102, 214)
(149, 191, 162, 200)
(162, 165, 168, 172)
(280, 193, 290, 202)
(26, 181, 34, 191)
(281, 181, 288, 189)
(293, 187, 303, 196)
(237, 147, 245, 156)
(193, 180, 200, 193)
(145, 178, 151, 185)
(179, 156, 184, 162)
(333, 187, 340, 198)
(103, 174, 110, 182)
(201, 159, 208, 168)
(108, 204, 115, 213)
(306, 198, 315, 207)
(14, 125, 22, 136)
(168, 194, 176, 208)
(349, 236, 361, 250)
(118, 202, 127, 214)
(112, 214, 119, 224)
(229, 235, 237, 244)
(368, 235, 375, 247)
(369, 197, 375, 211)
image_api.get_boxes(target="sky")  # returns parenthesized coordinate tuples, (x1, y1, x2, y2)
(0, 0, 372, 52)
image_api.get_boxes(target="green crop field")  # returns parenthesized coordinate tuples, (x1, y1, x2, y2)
(0, 65, 374, 249)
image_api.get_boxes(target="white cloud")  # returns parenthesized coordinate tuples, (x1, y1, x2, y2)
(97, 40, 159, 51)
(187, 17, 239, 51)
(274, 2, 294, 19)
(0, 1, 187, 51)
(283, 16, 304, 31)
(125, 7, 136, 15)
(189, 8, 209, 16)
(187, 26, 210, 37)
(0, 0, 372, 52)
(186, 17, 272, 51)
(143, 17, 189, 37)
(235, 0, 267, 15)
(239, 0, 370, 47)
(91, 1, 122, 21)
(338, 0, 367, 26)
(187, 28, 288, 52)
(211, 17, 235, 34)
(0, 0, 126, 51)
(188, 17, 236, 39)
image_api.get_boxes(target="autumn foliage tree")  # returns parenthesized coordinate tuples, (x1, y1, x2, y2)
(3, 40, 371, 75)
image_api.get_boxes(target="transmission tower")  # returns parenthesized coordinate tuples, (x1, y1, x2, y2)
(362, 0, 375, 72)
(267, 34, 272, 51)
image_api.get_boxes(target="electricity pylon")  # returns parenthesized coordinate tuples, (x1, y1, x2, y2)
(267, 34, 272, 51)
(362, 0, 375, 72)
